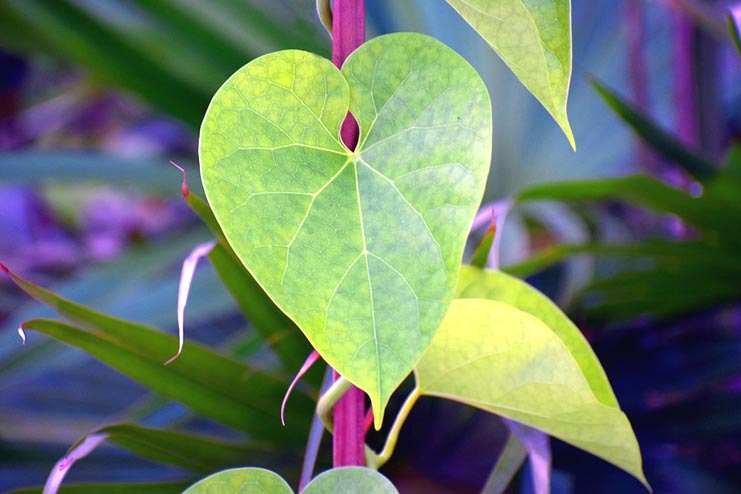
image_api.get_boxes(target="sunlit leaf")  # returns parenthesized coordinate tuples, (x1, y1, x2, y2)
(415, 298, 648, 488)
(200, 32, 491, 425)
(444, 0, 575, 147)
(457, 266, 618, 406)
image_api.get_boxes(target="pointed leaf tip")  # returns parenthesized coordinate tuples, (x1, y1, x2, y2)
(165, 240, 217, 365)
(0, 262, 8, 274)
(281, 350, 321, 426)
(169, 161, 189, 197)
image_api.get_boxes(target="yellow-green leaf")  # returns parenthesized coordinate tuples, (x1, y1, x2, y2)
(415, 299, 648, 488)
(199, 33, 491, 426)
(444, 0, 575, 147)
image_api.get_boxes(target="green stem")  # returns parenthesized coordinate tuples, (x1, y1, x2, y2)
(316, 376, 352, 434)
(367, 386, 422, 469)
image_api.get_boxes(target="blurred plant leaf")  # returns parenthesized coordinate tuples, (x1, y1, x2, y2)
(591, 79, 718, 181)
(456, 266, 618, 406)
(0, 0, 326, 128)
(470, 224, 496, 269)
(415, 298, 648, 488)
(97, 423, 287, 474)
(7, 481, 192, 494)
(481, 432, 528, 494)
(443, 0, 575, 148)
(730, 4, 741, 56)
(517, 175, 736, 235)
(3, 266, 312, 443)
(23, 318, 309, 444)
(0, 151, 199, 195)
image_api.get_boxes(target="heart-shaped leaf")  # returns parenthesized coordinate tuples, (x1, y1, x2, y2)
(444, 0, 575, 148)
(182, 467, 397, 494)
(200, 32, 492, 425)
(415, 298, 649, 489)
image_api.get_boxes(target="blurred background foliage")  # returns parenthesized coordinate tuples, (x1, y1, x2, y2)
(0, 0, 740, 493)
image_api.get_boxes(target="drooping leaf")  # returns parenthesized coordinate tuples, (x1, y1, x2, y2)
(415, 298, 648, 488)
(181, 467, 398, 494)
(200, 32, 491, 425)
(592, 79, 718, 181)
(444, 0, 575, 148)
(98, 423, 285, 474)
(2, 266, 312, 443)
(7, 481, 192, 494)
(456, 266, 618, 406)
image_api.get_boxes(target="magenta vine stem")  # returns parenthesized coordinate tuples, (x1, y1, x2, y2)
(331, 0, 367, 468)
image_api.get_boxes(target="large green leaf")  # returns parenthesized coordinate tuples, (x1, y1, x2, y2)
(200, 32, 491, 425)
(444, 0, 575, 147)
(456, 266, 618, 406)
(415, 298, 648, 488)
(3, 266, 312, 443)
(182, 467, 397, 494)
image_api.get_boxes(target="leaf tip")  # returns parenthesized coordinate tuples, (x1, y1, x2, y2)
(371, 398, 385, 431)
(169, 161, 190, 197)
(281, 350, 321, 426)
(0, 262, 8, 275)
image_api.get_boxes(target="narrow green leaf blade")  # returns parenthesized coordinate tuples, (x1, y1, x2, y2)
(303, 467, 398, 494)
(482, 433, 528, 494)
(456, 266, 618, 406)
(470, 225, 496, 269)
(200, 33, 491, 425)
(592, 79, 718, 181)
(2, 266, 311, 443)
(415, 299, 648, 488)
(517, 175, 723, 232)
(22, 319, 306, 444)
(7, 481, 192, 494)
(445, 0, 575, 147)
(208, 242, 312, 372)
(182, 468, 292, 494)
(99, 423, 284, 474)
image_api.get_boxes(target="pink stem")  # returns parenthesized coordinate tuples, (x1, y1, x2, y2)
(625, 0, 654, 171)
(331, 0, 367, 468)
